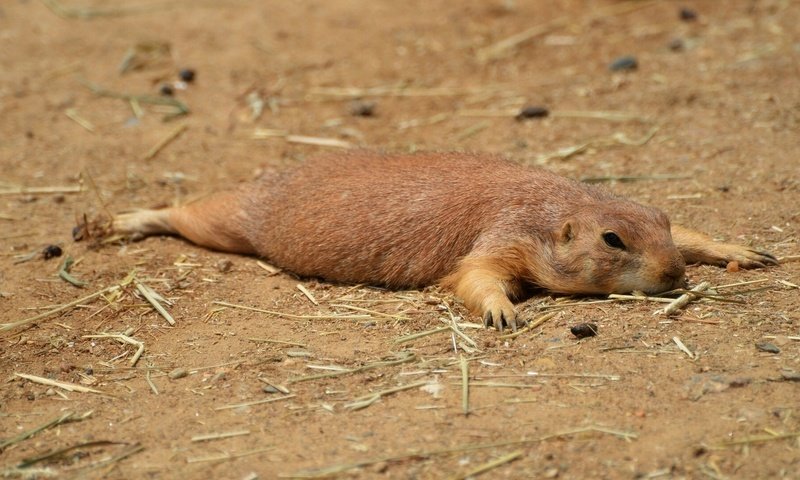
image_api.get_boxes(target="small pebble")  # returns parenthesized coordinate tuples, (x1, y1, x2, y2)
(349, 100, 376, 117)
(516, 105, 549, 120)
(168, 368, 189, 379)
(609, 55, 638, 72)
(178, 68, 196, 83)
(216, 259, 233, 273)
(72, 224, 85, 241)
(262, 385, 280, 394)
(570, 323, 598, 339)
(679, 7, 698, 21)
(159, 84, 174, 96)
(756, 342, 780, 354)
(726, 261, 740, 272)
(42, 244, 63, 260)
(668, 38, 685, 52)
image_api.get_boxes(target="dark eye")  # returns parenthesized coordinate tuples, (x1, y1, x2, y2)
(603, 231, 626, 250)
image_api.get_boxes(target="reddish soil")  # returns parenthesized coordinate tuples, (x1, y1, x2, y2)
(2, 1, 799, 478)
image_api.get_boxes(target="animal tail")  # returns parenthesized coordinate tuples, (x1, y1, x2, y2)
(112, 190, 256, 254)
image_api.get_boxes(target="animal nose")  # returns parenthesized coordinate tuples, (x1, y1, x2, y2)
(662, 256, 687, 288)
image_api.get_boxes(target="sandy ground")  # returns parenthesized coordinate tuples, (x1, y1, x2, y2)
(1, 1, 799, 478)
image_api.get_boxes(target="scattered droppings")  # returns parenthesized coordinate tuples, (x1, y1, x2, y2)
(516, 105, 549, 120)
(726, 261, 740, 272)
(216, 259, 233, 273)
(168, 368, 189, 379)
(349, 100, 376, 117)
(756, 342, 780, 354)
(159, 84, 175, 96)
(679, 7, 698, 21)
(42, 244, 63, 260)
(609, 55, 638, 72)
(570, 323, 598, 339)
(178, 68, 196, 82)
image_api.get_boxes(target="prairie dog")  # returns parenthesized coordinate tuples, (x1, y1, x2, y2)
(111, 152, 777, 331)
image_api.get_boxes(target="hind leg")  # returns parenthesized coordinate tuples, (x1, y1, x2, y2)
(114, 191, 256, 254)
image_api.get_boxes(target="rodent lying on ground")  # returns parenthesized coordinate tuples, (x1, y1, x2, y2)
(111, 152, 778, 332)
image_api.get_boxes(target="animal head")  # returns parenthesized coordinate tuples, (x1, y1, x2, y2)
(545, 201, 686, 295)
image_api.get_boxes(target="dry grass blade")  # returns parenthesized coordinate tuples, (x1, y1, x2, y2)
(135, 280, 175, 325)
(74, 442, 144, 473)
(186, 447, 274, 464)
(286, 135, 351, 148)
(214, 394, 296, 411)
(531, 126, 659, 164)
(476, 0, 657, 62)
(81, 79, 189, 119)
(499, 311, 558, 339)
(394, 326, 450, 344)
(41, 0, 172, 19)
(448, 450, 523, 480)
(660, 281, 710, 315)
(344, 380, 429, 410)
(17, 440, 128, 468)
(142, 124, 188, 161)
(672, 337, 695, 359)
(330, 304, 410, 321)
(1, 285, 119, 333)
(84, 333, 145, 366)
(460, 355, 470, 415)
(582, 174, 691, 183)
(715, 431, 800, 448)
(214, 300, 371, 321)
(248, 337, 307, 348)
(0, 411, 91, 452)
(281, 425, 636, 478)
(288, 352, 415, 384)
(58, 256, 87, 288)
(65, 108, 95, 132)
(0, 185, 82, 195)
(15, 373, 107, 395)
(607, 293, 676, 303)
(191, 430, 251, 442)
(296, 284, 319, 305)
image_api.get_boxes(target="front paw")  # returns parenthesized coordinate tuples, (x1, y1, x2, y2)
(715, 244, 779, 269)
(481, 297, 519, 333)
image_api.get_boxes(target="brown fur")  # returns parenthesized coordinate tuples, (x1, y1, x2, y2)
(112, 152, 778, 331)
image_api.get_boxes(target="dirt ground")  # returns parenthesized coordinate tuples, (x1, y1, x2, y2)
(2, 0, 799, 478)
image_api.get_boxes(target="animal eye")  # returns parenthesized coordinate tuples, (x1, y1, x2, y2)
(603, 232, 626, 250)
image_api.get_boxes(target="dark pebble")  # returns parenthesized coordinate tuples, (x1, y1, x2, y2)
(516, 105, 549, 120)
(178, 68, 196, 82)
(216, 259, 233, 273)
(42, 244, 63, 260)
(668, 38, 685, 52)
(349, 100, 376, 117)
(159, 84, 174, 96)
(570, 323, 598, 339)
(756, 342, 780, 354)
(262, 385, 280, 394)
(679, 7, 698, 21)
(609, 55, 638, 72)
(72, 224, 85, 241)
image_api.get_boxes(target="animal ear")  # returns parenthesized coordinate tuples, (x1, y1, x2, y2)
(559, 221, 574, 243)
